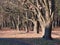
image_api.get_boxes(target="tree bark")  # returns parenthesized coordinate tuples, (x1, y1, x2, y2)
(37, 21, 40, 33)
(0, 24, 2, 30)
(33, 21, 37, 33)
(17, 15, 20, 31)
(42, 23, 53, 40)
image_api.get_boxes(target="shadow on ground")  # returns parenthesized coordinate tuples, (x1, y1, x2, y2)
(0, 38, 60, 45)
(0, 38, 33, 45)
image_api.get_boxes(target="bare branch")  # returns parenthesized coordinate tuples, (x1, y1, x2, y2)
(40, 0, 45, 8)
(26, 0, 45, 23)
(43, 0, 50, 21)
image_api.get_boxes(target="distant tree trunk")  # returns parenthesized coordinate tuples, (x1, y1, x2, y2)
(17, 25, 19, 30)
(33, 21, 37, 33)
(4, 21, 7, 27)
(17, 15, 20, 31)
(58, 19, 60, 26)
(25, 25, 28, 33)
(25, 22, 29, 33)
(37, 21, 40, 33)
(0, 24, 2, 30)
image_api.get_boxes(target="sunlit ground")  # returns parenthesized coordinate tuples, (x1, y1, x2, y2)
(0, 27, 60, 45)
(0, 27, 60, 38)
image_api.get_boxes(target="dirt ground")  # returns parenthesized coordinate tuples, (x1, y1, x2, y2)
(0, 27, 60, 39)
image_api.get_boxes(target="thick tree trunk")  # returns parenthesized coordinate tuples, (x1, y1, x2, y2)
(42, 23, 52, 40)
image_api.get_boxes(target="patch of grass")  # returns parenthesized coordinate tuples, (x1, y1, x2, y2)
(0, 38, 60, 45)
(17, 38, 60, 45)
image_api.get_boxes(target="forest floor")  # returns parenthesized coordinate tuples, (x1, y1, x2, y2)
(0, 27, 60, 45)
(0, 27, 60, 38)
